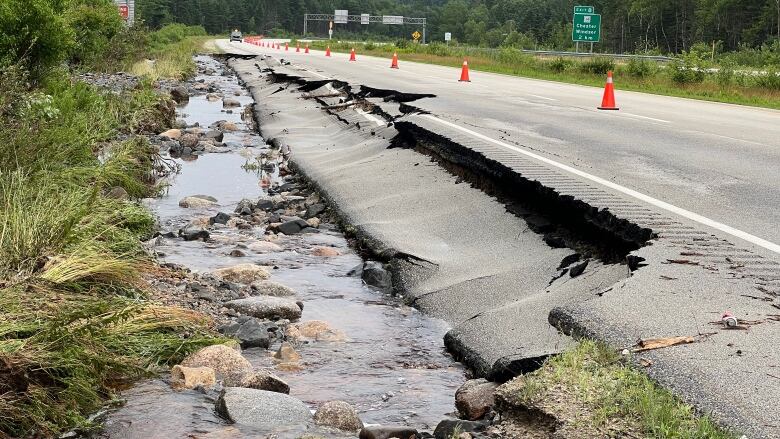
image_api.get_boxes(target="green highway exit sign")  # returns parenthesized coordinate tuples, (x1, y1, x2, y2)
(574, 5, 594, 14)
(572, 13, 601, 42)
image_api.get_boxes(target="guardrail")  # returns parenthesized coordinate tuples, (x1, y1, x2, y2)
(520, 50, 672, 63)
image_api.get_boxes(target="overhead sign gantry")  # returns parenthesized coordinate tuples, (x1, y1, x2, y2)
(304, 11, 428, 44)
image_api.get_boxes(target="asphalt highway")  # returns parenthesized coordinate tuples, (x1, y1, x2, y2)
(218, 39, 780, 256)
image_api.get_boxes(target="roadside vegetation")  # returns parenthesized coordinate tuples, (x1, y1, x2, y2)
(0, 1, 224, 436)
(499, 341, 734, 438)
(309, 40, 780, 109)
(130, 23, 217, 80)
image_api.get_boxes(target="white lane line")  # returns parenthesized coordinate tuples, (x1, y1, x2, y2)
(422, 114, 780, 255)
(618, 112, 671, 124)
(529, 94, 557, 101)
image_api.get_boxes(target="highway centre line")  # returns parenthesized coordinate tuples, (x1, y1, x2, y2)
(423, 114, 780, 255)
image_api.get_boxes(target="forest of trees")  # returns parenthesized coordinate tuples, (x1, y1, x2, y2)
(137, 0, 780, 54)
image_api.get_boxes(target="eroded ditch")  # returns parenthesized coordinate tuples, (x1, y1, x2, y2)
(98, 56, 467, 439)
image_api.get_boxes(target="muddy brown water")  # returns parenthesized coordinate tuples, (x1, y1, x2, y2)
(100, 56, 465, 438)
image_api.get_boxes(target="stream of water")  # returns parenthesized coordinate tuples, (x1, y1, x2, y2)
(99, 56, 465, 439)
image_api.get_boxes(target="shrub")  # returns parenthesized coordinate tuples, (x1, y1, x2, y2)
(64, 0, 124, 67)
(549, 57, 573, 73)
(579, 57, 615, 75)
(716, 60, 736, 86)
(753, 69, 780, 90)
(625, 58, 657, 78)
(0, 0, 74, 80)
(148, 23, 207, 51)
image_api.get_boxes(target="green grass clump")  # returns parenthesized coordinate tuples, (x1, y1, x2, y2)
(0, 62, 223, 436)
(513, 341, 734, 438)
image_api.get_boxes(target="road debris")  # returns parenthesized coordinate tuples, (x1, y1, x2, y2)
(632, 336, 697, 352)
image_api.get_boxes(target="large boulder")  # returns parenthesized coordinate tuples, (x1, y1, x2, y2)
(250, 280, 296, 297)
(213, 264, 270, 284)
(179, 195, 218, 209)
(170, 365, 216, 390)
(181, 345, 252, 386)
(216, 387, 311, 428)
(455, 379, 498, 421)
(314, 401, 363, 432)
(242, 370, 290, 394)
(224, 296, 302, 321)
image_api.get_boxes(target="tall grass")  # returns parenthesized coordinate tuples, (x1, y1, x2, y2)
(0, 58, 223, 436)
(130, 25, 214, 80)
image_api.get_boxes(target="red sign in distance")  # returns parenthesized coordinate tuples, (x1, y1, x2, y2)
(119, 5, 129, 19)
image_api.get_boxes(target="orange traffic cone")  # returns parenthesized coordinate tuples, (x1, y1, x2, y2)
(305, 44, 310, 54)
(325, 46, 331, 57)
(349, 48, 356, 61)
(459, 59, 471, 82)
(598, 71, 619, 110)
(296, 43, 300, 52)
(390, 52, 399, 69)
(285, 42, 289, 51)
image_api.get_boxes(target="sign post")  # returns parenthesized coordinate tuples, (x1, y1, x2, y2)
(444, 32, 451, 45)
(412, 31, 421, 42)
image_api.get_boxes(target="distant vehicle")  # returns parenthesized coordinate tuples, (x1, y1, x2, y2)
(230, 29, 243, 42)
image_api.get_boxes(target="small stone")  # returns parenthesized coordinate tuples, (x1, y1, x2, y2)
(274, 342, 302, 362)
(223, 98, 241, 108)
(455, 379, 498, 421)
(229, 249, 246, 257)
(314, 401, 363, 432)
(181, 345, 252, 387)
(234, 319, 272, 349)
(213, 264, 271, 284)
(358, 426, 419, 439)
(247, 241, 283, 253)
(210, 212, 232, 225)
(170, 86, 189, 104)
(312, 246, 340, 257)
(170, 365, 216, 390)
(159, 128, 182, 139)
(179, 225, 209, 241)
(306, 217, 321, 228)
(179, 195, 218, 208)
(206, 93, 221, 102)
(362, 261, 392, 292)
(224, 296, 302, 321)
(222, 121, 238, 131)
(106, 186, 129, 200)
(289, 320, 346, 342)
(204, 130, 224, 142)
(306, 203, 326, 218)
(433, 419, 487, 439)
(242, 370, 290, 394)
(250, 280, 296, 297)
(179, 133, 199, 149)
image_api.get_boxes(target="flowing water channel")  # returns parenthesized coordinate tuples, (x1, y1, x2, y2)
(99, 56, 465, 438)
